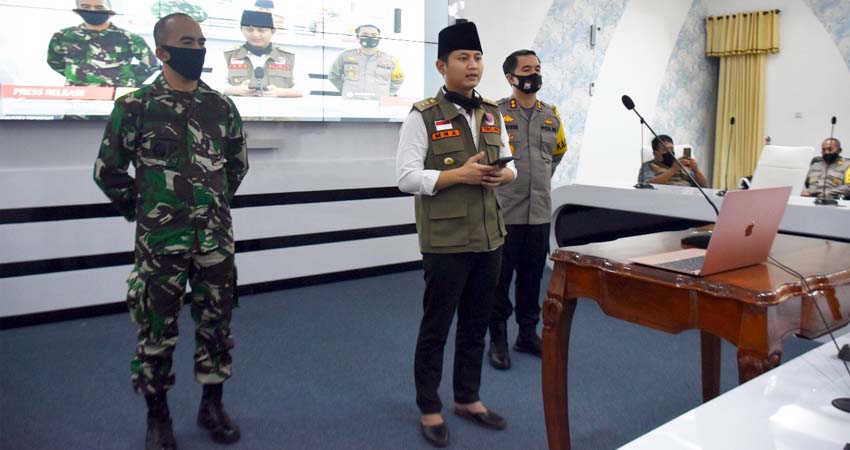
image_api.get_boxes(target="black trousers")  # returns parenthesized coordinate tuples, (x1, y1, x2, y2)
(414, 250, 502, 414)
(490, 224, 550, 333)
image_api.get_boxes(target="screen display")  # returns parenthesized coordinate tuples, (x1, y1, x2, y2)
(0, 0, 435, 121)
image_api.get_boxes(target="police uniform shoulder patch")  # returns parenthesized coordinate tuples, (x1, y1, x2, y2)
(413, 98, 438, 111)
(481, 98, 498, 107)
(225, 45, 243, 52)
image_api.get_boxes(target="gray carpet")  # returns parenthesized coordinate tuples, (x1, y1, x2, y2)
(0, 269, 819, 450)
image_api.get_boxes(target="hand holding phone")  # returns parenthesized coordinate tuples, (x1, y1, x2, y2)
(490, 156, 516, 167)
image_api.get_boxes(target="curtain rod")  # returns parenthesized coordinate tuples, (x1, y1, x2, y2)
(705, 9, 780, 20)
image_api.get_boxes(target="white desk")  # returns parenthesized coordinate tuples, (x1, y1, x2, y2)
(620, 334, 850, 450)
(550, 184, 850, 248)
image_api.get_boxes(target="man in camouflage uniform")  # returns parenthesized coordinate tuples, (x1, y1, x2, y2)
(47, 0, 157, 87)
(151, 0, 209, 23)
(487, 49, 567, 370)
(329, 24, 405, 99)
(93, 13, 247, 450)
(801, 138, 850, 199)
(223, 10, 302, 98)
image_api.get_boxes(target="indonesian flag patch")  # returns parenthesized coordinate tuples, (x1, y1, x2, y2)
(434, 120, 453, 131)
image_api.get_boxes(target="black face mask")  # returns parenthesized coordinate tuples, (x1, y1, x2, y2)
(444, 88, 482, 114)
(243, 42, 272, 56)
(662, 151, 677, 167)
(360, 37, 380, 49)
(75, 9, 111, 26)
(512, 73, 542, 94)
(823, 152, 840, 165)
(161, 45, 206, 81)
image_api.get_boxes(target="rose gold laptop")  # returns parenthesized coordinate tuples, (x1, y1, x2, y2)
(630, 186, 792, 276)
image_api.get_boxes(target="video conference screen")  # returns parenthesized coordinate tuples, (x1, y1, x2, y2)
(0, 0, 437, 121)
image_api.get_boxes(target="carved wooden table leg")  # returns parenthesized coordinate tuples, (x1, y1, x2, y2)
(700, 331, 721, 402)
(737, 348, 782, 383)
(542, 287, 577, 450)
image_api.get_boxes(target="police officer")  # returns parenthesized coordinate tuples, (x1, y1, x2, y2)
(47, 0, 157, 87)
(638, 135, 709, 187)
(223, 10, 302, 98)
(93, 13, 248, 450)
(487, 50, 567, 370)
(328, 24, 405, 99)
(151, 0, 208, 22)
(801, 138, 850, 199)
(396, 20, 515, 448)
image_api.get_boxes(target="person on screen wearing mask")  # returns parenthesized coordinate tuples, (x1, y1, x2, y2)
(328, 24, 404, 99)
(93, 13, 248, 450)
(801, 138, 850, 199)
(638, 135, 709, 187)
(487, 49, 567, 370)
(47, 0, 157, 87)
(396, 20, 514, 448)
(223, 10, 301, 98)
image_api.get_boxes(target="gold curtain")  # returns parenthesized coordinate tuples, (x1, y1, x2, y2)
(706, 10, 779, 188)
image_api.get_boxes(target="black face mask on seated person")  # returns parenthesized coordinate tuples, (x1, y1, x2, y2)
(360, 37, 380, 49)
(161, 46, 207, 81)
(74, 9, 112, 26)
(661, 151, 677, 167)
(823, 152, 840, 165)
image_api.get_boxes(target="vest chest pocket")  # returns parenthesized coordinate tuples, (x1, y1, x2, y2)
(482, 131, 503, 162)
(431, 135, 467, 169)
(140, 127, 182, 168)
(540, 131, 556, 162)
(343, 62, 359, 80)
(428, 199, 469, 247)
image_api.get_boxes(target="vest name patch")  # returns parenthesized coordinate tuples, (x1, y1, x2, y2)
(432, 129, 461, 141)
(268, 64, 291, 70)
(229, 64, 249, 69)
(481, 126, 500, 134)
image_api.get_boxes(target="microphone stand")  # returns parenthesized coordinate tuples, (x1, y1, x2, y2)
(635, 118, 654, 189)
(716, 117, 735, 197)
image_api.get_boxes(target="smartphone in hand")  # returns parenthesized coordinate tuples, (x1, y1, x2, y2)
(490, 156, 516, 167)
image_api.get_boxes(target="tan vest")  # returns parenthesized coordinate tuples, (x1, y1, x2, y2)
(224, 45, 295, 88)
(413, 91, 507, 254)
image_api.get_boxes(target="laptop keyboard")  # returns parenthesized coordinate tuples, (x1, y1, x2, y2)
(656, 256, 705, 273)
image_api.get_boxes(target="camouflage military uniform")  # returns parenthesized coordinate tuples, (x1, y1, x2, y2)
(47, 23, 157, 87)
(151, 0, 209, 22)
(93, 74, 249, 394)
(803, 155, 850, 199)
(328, 49, 404, 98)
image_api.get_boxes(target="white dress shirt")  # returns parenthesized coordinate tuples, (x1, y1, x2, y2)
(396, 103, 517, 196)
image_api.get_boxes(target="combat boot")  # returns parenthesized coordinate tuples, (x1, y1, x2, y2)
(145, 393, 177, 450)
(488, 321, 511, 369)
(514, 327, 542, 357)
(197, 383, 241, 444)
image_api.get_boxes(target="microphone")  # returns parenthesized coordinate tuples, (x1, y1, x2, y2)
(815, 116, 839, 206)
(716, 116, 736, 197)
(635, 116, 654, 189)
(621, 94, 719, 248)
(252, 67, 267, 91)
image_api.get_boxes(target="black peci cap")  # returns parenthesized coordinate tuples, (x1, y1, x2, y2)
(438, 21, 482, 59)
(241, 10, 274, 28)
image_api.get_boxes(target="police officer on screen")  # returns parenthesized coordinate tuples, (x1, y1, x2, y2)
(223, 10, 302, 98)
(487, 49, 568, 370)
(328, 24, 405, 99)
(93, 13, 248, 450)
(396, 20, 516, 448)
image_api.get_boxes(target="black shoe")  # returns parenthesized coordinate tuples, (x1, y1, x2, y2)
(514, 332, 542, 357)
(146, 416, 177, 450)
(488, 322, 511, 370)
(420, 422, 449, 448)
(453, 408, 507, 430)
(197, 384, 241, 444)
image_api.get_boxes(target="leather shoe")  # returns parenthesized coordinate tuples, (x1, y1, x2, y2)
(488, 343, 511, 370)
(453, 408, 507, 430)
(420, 422, 449, 448)
(514, 333, 542, 357)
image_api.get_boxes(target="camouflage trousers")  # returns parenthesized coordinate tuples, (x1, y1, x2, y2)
(126, 246, 236, 395)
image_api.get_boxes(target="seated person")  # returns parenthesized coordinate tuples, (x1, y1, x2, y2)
(638, 135, 709, 187)
(223, 10, 302, 98)
(800, 138, 849, 199)
(328, 24, 404, 99)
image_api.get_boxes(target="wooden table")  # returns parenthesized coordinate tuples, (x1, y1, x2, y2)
(541, 230, 850, 450)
